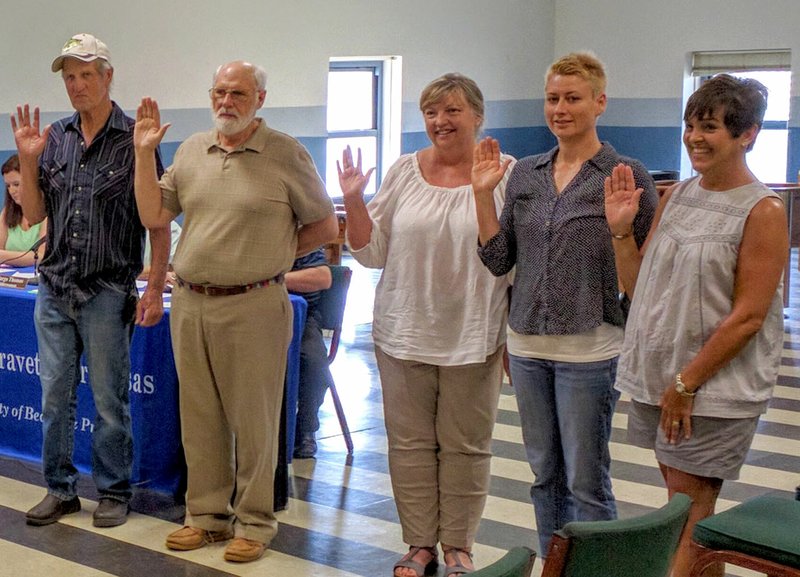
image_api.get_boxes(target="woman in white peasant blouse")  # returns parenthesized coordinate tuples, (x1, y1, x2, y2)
(337, 73, 513, 577)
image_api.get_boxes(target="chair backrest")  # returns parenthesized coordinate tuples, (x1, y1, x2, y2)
(541, 493, 692, 577)
(315, 265, 352, 363)
(655, 179, 679, 196)
(471, 547, 536, 577)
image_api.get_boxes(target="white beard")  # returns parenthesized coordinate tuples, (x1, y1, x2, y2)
(213, 107, 255, 136)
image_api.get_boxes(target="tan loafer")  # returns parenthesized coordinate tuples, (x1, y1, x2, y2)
(223, 537, 266, 563)
(165, 525, 234, 551)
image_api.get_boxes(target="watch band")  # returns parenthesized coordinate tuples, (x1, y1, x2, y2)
(675, 373, 696, 397)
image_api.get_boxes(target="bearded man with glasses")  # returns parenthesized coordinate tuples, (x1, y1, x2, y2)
(133, 60, 337, 563)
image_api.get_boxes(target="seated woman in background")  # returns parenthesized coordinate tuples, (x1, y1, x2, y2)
(0, 154, 46, 267)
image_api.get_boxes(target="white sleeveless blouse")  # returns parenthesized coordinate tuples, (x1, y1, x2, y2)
(615, 177, 784, 418)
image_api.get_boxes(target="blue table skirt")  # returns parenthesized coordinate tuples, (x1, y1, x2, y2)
(0, 276, 306, 497)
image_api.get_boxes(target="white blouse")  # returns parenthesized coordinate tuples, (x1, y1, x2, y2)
(349, 153, 513, 365)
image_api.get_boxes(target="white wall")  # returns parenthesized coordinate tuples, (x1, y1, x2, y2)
(0, 0, 550, 146)
(554, 0, 800, 100)
(1, 0, 798, 149)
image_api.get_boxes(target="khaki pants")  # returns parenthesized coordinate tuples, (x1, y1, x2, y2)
(171, 284, 292, 545)
(375, 345, 504, 548)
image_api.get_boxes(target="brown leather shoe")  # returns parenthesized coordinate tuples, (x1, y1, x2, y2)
(26, 494, 81, 526)
(93, 498, 129, 528)
(165, 526, 234, 551)
(223, 537, 266, 563)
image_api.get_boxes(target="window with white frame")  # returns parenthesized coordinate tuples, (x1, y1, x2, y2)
(688, 50, 792, 183)
(326, 57, 402, 200)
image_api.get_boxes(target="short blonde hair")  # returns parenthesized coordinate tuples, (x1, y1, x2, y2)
(419, 72, 484, 129)
(546, 52, 606, 97)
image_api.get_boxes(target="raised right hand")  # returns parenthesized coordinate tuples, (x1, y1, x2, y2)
(11, 105, 50, 160)
(134, 97, 171, 152)
(604, 163, 642, 235)
(472, 137, 511, 195)
(337, 146, 374, 200)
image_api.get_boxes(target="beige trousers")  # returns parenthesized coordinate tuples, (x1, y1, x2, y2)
(375, 345, 504, 549)
(170, 284, 292, 545)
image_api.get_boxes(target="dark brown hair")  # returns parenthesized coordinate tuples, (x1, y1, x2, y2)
(683, 74, 768, 151)
(2, 154, 22, 229)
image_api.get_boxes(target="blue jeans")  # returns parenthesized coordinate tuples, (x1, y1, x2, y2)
(34, 281, 135, 502)
(509, 355, 620, 556)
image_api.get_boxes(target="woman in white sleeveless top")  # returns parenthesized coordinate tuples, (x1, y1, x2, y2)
(605, 74, 788, 577)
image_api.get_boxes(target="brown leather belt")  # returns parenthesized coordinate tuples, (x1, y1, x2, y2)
(174, 273, 284, 296)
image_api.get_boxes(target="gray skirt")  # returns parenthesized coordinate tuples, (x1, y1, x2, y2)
(627, 400, 760, 480)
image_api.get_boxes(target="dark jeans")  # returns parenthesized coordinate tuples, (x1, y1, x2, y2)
(295, 314, 333, 436)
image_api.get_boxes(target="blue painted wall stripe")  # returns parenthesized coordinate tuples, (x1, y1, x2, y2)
(2, 99, 798, 188)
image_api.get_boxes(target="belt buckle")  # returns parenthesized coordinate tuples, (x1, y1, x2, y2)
(207, 285, 235, 296)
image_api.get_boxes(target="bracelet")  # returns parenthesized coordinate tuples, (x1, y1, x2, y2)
(610, 228, 633, 240)
(675, 373, 696, 397)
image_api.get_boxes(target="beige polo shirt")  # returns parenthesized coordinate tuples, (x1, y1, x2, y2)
(160, 120, 333, 286)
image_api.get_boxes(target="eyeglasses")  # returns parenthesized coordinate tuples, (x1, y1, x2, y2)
(208, 87, 257, 103)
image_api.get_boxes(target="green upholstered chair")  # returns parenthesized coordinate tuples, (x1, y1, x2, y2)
(472, 547, 536, 577)
(316, 265, 354, 454)
(689, 494, 800, 577)
(541, 493, 692, 577)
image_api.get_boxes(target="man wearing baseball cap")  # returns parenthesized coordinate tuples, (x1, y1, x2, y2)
(50, 33, 113, 72)
(11, 33, 170, 528)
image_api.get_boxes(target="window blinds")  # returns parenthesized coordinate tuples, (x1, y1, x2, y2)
(691, 50, 791, 75)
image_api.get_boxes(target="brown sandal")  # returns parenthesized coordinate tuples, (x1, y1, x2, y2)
(393, 546, 439, 577)
(443, 548, 474, 577)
